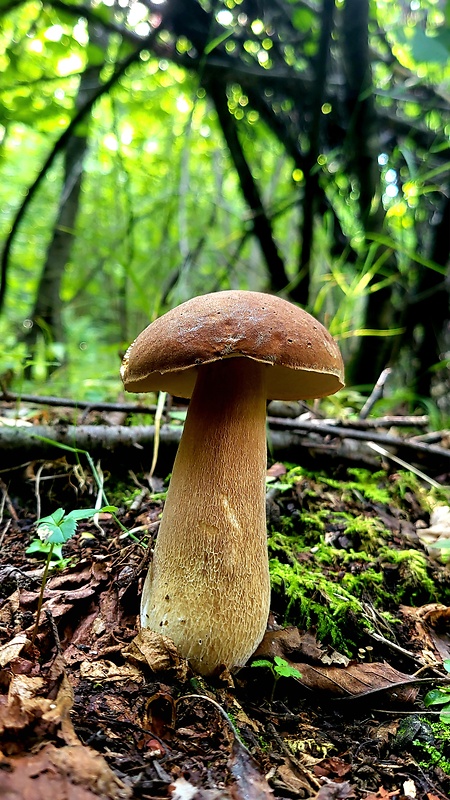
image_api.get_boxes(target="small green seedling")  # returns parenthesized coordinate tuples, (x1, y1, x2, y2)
(424, 660, 450, 723)
(251, 656, 302, 703)
(29, 505, 117, 645)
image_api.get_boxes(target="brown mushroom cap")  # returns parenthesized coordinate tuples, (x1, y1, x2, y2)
(121, 290, 344, 400)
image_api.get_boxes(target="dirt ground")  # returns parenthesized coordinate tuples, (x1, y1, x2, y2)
(1, 411, 450, 800)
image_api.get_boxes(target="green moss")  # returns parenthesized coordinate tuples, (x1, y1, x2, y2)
(414, 721, 450, 775)
(266, 464, 448, 654)
(269, 557, 372, 654)
(378, 546, 437, 602)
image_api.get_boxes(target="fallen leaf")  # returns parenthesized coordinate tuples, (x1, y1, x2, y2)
(0, 634, 30, 667)
(312, 781, 356, 799)
(276, 760, 318, 795)
(0, 742, 132, 799)
(254, 630, 416, 701)
(123, 629, 189, 680)
(400, 604, 450, 664)
(313, 756, 352, 778)
(79, 659, 143, 683)
(228, 738, 273, 799)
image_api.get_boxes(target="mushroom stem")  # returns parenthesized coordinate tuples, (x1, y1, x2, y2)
(141, 357, 271, 675)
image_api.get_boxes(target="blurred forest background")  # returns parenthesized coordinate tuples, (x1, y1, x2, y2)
(0, 0, 449, 417)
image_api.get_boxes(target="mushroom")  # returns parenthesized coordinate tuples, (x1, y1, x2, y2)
(121, 290, 344, 675)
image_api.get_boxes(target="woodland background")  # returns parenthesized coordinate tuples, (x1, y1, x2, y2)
(0, 0, 449, 412)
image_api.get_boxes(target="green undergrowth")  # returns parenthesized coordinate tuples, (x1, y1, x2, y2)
(414, 721, 450, 776)
(267, 465, 448, 655)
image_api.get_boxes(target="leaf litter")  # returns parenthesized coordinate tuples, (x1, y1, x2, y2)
(0, 453, 450, 798)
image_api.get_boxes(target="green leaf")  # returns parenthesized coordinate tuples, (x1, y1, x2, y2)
(410, 29, 449, 64)
(65, 508, 99, 521)
(59, 517, 78, 541)
(204, 30, 234, 55)
(443, 660, 450, 674)
(439, 706, 450, 724)
(26, 539, 64, 561)
(251, 659, 273, 670)
(424, 688, 450, 707)
(38, 508, 65, 526)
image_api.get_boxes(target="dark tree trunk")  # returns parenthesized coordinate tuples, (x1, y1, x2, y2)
(341, 0, 399, 386)
(292, 0, 335, 307)
(409, 195, 450, 397)
(207, 81, 289, 293)
(25, 25, 108, 350)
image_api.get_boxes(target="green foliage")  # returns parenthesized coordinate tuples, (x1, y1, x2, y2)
(423, 661, 450, 724)
(267, 465, 444, 653)
(269, 557, 370, 654)
(378, 547, 437, 603)
(251, 656, 302, 702)
(27, 504, 117, 564)
(28, 504, 117, 643)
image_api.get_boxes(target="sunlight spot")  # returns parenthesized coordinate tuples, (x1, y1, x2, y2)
(103, 133, 118, 152)
(56, 53, 84, 76)
(44, 25, 63, 42)
(176, 95, 192, 114)
(251, 19, 264, 35)
(217, 9, 233, 25)
(28, 39, 43, 53)
(385, 184, 399, 198)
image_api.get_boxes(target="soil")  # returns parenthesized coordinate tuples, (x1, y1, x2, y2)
(1, 409, 450, 800)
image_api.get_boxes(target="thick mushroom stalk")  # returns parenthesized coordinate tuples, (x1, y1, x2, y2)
(141, 357, 271, 675)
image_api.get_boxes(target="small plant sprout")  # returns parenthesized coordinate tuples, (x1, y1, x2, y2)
(424, 660, 450, 723)
(251, 656, 302, 703)
(29, 505, 117, 645)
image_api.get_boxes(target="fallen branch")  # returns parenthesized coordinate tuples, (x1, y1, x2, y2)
(1, 390, 157, 415)
(0, 421, 448, 476)
(268, 416, 450, 463)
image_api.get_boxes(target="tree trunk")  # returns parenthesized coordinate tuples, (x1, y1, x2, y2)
(25, 24, 108, 352)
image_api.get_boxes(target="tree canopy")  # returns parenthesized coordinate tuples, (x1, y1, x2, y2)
(0, 0, 449, 406)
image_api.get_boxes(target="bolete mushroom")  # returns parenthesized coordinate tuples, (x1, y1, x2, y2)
(121, 290, 344, 675)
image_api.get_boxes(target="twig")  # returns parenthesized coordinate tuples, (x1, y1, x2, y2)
(0, 477, 18, 520)
(359, 367, 392, 419)
(0, 389, 156, 415)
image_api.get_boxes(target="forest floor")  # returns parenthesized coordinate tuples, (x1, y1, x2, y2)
(1, 401, 450, 800)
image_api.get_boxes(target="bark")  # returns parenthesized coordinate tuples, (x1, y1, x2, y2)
(293, 0, 335, 306)
(207, 82, 289, 292)
(340, 0, 399, 385)
(409, 194, 450, 397)
(25, 25, 109, 348)
(1, 421, 448, 474)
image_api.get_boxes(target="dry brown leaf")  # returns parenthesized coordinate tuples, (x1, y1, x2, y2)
(254, 629, 416, 701)
(0, 634, 30, 667)
(312, 781, 356, 800)
(0, 742, 131, 799)
(294, 661, 417, 702)
(276, 760, 317, 795)
(123, 629, 189, 680)
(255, 628, 349, 667)
(400, 604, 450, 664)
(0, 588, 20, 626)
(313, 756, 352, 778)
(228, 739, 273, 799)
(79, 659, 143, 683)
(42, 670, 80, 746)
